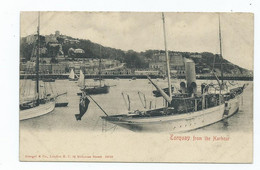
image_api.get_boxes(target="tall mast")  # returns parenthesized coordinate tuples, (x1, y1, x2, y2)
(36, 12, 40, 105)
(162, 13, 172, 101)
(99, 45, 102, 87)
(218, 14, 224, 87)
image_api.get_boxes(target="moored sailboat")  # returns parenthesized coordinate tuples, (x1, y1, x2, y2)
(77, 46, 110, 95)
(77, 71, 110, 95)
(69, 68, 78, 81)
(20, 12, 55, 121)
(78, 69, 85, 88)
(100, 13, 246, 132)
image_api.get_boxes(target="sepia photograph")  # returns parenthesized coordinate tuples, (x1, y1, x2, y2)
(19, 11, 253, 163)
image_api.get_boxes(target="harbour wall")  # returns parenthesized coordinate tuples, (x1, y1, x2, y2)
(20, 74, 253, 81)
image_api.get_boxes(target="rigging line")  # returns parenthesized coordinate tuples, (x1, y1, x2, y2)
(99, 45, 102, 87)
(49, 82, 54, 95)
(212, 54, 216, 71)
(21, 73, 26, 96)
(127, 94, 131, 111)
(104, 124, 118, 132)
(22, 62, 33, 96)
(21, 79, 27, 96)
(92, 117, 101, 131)
(22, 81, 26, 96)
(53, 82, 58, 96)
(19, 81, 23, 96)
(87, 94, 108, 116)
(48, 82, 52, 97)
(24, 81, 31, 96)
(30, 39, 37, 60)
(27, 80, 32, 97)
(44, 82, 47, 98)
(121, 92, 129, 110)
(45, 82, 49, 96)
(138, 91, 146, 109)
(111, 125, 118, 133)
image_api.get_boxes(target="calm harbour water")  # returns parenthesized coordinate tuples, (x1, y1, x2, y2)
(20, 79, 253, 133)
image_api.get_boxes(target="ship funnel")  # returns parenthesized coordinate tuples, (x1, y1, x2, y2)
(180, 82, 186, 93)
(201, 83, 208, 94)
(185, 59, 197, 94)
(188, 82, 197, 94)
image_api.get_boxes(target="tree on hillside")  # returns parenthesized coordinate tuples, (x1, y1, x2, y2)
(20, 41, 34, 61)
(47, 44, 60, 58)
(125, 50, 148, 68)
(57, 37, 65, 45)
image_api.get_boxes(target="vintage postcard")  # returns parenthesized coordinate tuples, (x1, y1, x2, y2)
(19, 12, 253, 163)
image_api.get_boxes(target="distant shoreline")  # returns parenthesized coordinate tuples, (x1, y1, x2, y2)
(20, 74, 253, 81)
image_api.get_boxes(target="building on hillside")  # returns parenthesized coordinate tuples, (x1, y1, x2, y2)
(201, 68, 211, 74)
(30, 56, 52, 64)
(52, 64, 66, 74)
(30, 47, 48, 58)
(55, 30, 60, 37)
(149, 52, 185, 76)
(71, 48, 85, 58)
(102, 68, 133, 75)
(39, 64, 52, 74)
(47, 43, 64, 58)
(170, 54, 185, 76)
(64, 39, 80, 44)
(26, 34, 37, 44)
(170, 53, 184, 66)
(20, 62, 67, 74)
(45, 35, 58, 44)
(20, 62, 34, 73)
(74, 48, 85, 54)
(149, 61, 166, 73)
(151, 52, 166, 62)
(190, 54, 202, 58)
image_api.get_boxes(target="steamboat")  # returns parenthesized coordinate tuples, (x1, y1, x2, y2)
(100, 13, 246, 132)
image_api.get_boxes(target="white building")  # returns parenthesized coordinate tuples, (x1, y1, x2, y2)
(74, 49, 85, 54)
(26, 34, 37, 44)
(190, 54, 202, 58)
(134, 70, 159, 75)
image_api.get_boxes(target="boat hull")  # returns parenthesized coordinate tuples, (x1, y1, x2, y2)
(69, 79, 78, 81)
(20, 101, 55, 121)
(42, 78, 55, 82)
(78, 86, 110, 95)
(55, 102, 68, 107)
(102, 95, 241, 132)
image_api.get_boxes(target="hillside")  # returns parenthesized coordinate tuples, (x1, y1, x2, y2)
(20, 35, 251, 75)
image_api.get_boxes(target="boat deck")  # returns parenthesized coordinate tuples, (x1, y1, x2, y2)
(102, 86, 244, 121)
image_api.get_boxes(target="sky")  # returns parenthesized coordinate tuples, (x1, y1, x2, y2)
(20, 12, 254, 70)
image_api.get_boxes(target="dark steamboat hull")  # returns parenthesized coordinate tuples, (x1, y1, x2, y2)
(77, 85, 110, 96)
(42, 78, 55, 82)
(55, 102, 68, 107)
